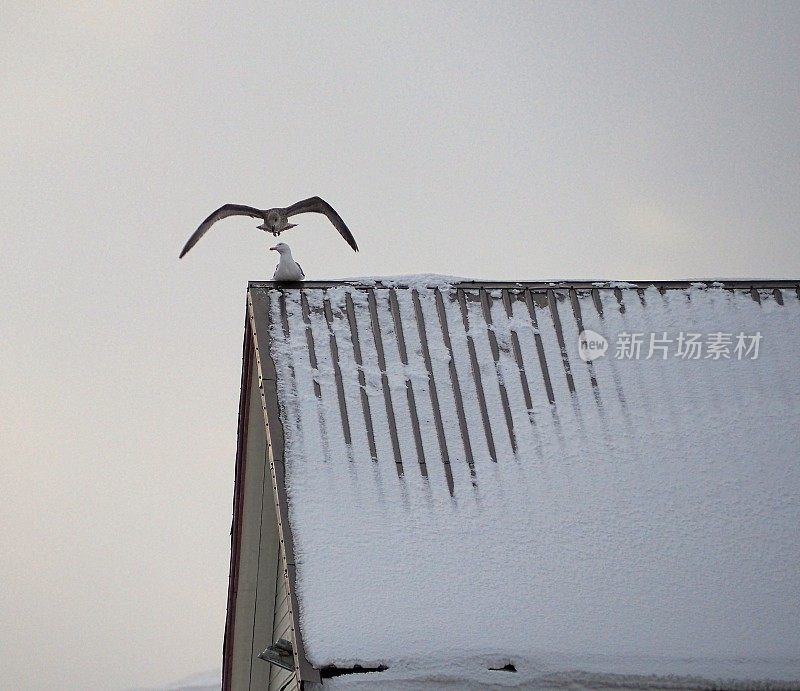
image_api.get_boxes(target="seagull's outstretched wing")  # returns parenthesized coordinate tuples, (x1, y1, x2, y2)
(180, 204, 263, 258)
(284, 197, 359, 252)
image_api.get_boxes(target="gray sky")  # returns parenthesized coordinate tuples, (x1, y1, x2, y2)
(1, 2, 798, 689)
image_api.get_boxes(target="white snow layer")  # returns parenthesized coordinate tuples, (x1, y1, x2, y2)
(266, 283, 800, 688)
(131, 669, 220, 691)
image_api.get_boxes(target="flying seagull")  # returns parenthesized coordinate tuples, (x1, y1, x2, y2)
(179, 196, 358, 258)
(271, 242, 305, 282)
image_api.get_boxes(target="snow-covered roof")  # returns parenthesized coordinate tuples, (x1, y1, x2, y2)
(241, 279, 800, 689)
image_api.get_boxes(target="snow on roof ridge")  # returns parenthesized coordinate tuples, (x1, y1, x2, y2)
(250, 277, 799, 288)
(339, 274, 471, 288)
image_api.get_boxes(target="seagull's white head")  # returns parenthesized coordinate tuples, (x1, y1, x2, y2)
(258, 209, 297, 235)
(270, 242, 292, 254)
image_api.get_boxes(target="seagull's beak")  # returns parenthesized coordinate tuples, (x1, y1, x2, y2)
(286, 223, 297, 230)
(270, 246, 277, 251)
(257, 223, 267, 231)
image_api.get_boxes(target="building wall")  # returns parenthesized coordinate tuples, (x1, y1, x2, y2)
(268, 542, 297, 690)
(229, 351, 288, 690)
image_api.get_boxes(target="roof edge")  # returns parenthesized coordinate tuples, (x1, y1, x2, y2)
(247, 287, 321, 685)
(248, 278, 800, 290)
(221, 304, 254, 691)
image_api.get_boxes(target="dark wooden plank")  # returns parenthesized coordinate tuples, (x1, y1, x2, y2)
(501, 291, 534, 414)
(569, 288, 599, 390)
(367, 289, 404, 477)
(388, 289, 428, 477)
(591, 287, 603, 316)
(344, 293, 378, 462)
(614, 287, 626, 314)
(434, 289, 476, 478)
(479, 288, 518, 453)
(322, 294, 352, 447)
(300, 292, 322, 401)
(457, 289, 498, 463)
(523, 290, 555, 406)
(412, 290, 454, 494)
(547, 289, 575, 394)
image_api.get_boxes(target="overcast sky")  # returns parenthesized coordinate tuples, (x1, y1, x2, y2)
(1, 2, 799, 689)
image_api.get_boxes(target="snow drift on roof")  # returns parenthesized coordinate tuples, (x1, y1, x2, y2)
(261, 282, 800, 687)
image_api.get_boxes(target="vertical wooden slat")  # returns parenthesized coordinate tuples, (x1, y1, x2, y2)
(300, 292, 322, 401)
(501, 291, 534, 414)
(412, 290, 454, 495)
(614, 287, 626, 313)
(773, 288, 784, 306)
(591, 287, 603, 317)
(299, 291, 330, 465)
(279, 292, 290, 340)
(367, 289, 404, 477)
(547, 289, 575, 394)
(569, 288, 599, 390)
(523, 290, 555, 405)
(457, 289, 497, 463)
(344, 293, 378, 462)
(434, 289, 476, 478)
(479, 289, 518, 453)
(388, 289, 428, 478)
(322, 294, 352, 447)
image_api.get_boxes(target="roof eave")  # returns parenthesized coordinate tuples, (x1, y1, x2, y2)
(222, 303, 256, 691)
(247, 286, 321, 685)
(248, 278, 800, 291)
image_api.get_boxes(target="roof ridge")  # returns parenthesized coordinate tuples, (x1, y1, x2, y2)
(248, 278, 800, 290)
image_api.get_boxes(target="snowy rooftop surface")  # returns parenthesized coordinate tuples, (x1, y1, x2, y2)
(261, 280, 800, 688)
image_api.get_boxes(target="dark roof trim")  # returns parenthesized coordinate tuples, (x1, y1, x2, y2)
(247, 288, 320, 684)
(249, 279, 800, 290)
(222, 307, 254, 691)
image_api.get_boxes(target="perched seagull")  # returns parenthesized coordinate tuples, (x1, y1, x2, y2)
(271, 242, 305, 282)
(179, 196, 358, 258)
